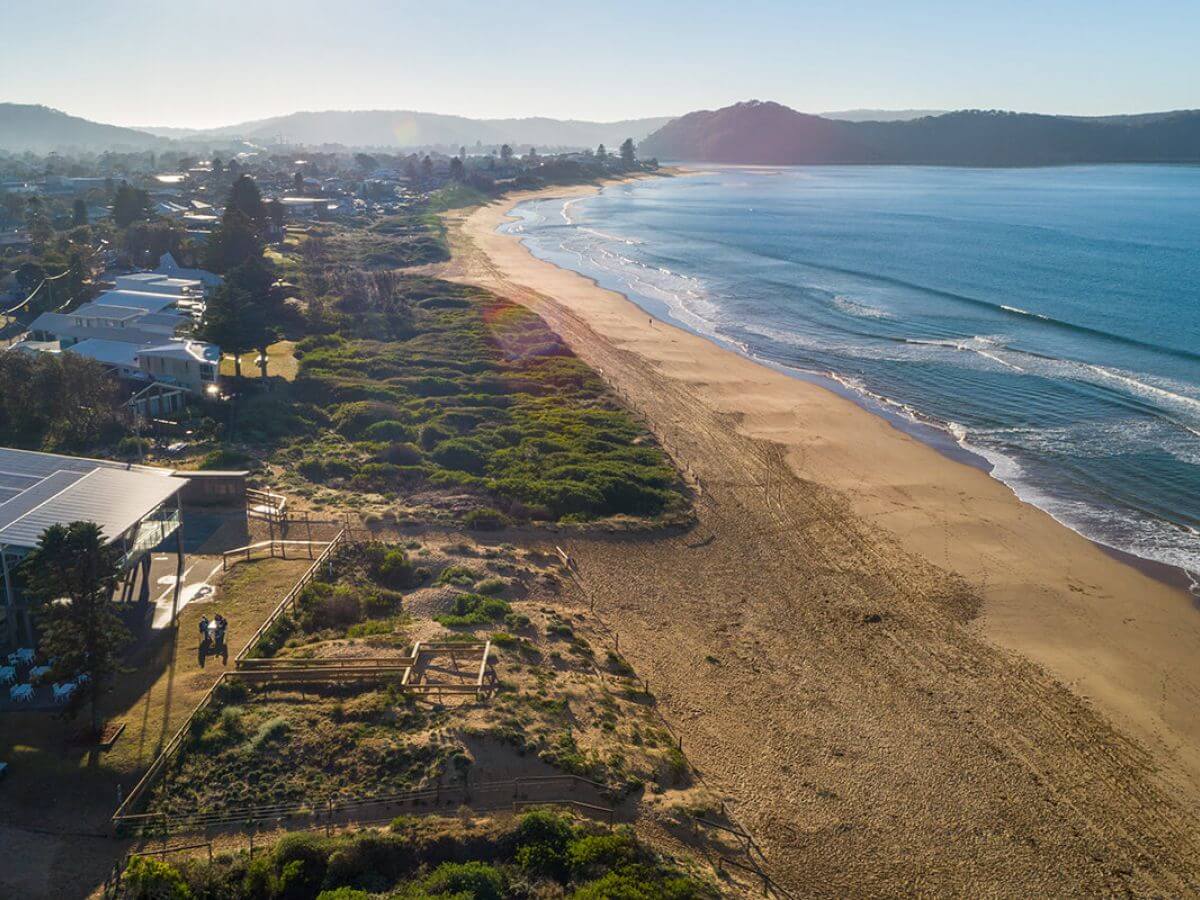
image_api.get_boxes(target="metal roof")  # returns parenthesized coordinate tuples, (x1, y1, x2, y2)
(0, 448, 182, 552)
(92, 290, 178, 313)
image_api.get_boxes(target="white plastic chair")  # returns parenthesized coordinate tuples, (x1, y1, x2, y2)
(0, 666, 15, 685)
(52, 682, 76, 704)
(9, 684, 33, 703)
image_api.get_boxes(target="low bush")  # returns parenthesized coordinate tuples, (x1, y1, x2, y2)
(435, 593, 511, 627)
(130, 810, 714, 899)
(463, 507, 509, 530)
(197, 448, 252, 470)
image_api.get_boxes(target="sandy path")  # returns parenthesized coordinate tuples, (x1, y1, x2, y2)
(440, 184, 1200, 896)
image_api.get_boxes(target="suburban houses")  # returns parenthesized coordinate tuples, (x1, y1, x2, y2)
(15, 255, 223, 404)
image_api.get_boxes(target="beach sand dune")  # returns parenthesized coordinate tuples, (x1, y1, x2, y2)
(440, 184, 1200, 896)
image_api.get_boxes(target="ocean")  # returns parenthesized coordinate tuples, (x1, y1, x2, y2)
(500, 165, 1200, 587)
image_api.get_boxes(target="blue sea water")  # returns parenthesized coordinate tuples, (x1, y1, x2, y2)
(500, 166, 1200, 585)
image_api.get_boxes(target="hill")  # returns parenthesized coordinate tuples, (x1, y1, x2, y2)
(0, 103, 166, 153)
(148, 109, 675, 150)
(640, 100, 1200, 165)
(821, 108, 946, 122)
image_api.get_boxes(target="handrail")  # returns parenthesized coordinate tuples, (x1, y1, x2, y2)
(113, 774, 615, 834)
(234, 527, 346, 663)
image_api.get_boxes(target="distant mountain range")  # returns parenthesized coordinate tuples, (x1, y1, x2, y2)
(6, 101, 1200, 166)
(0, 104, 168, 153)
(137, 110, 675, 150)
(0, 104, 671, 153)
(640, 100, 1200, 166)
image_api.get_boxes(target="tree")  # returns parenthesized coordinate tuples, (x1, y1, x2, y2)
(525, 147, 539, 164)
(500, 144, 513, 163)
(596, 144, 608, 161)
(198, 256, 277, 376)
(619, 138, 636, 167)
(25, 197, 53, 246)
(112, 183, 150, 228)
(421, 155, 434, 180)
(125, 220, 188, 268)
(229, 174, 267, 225)
(459, 146, 467, 161)
(15, 261, 46, 294)
(204, 208, 262, 273)
(22, 521, 128, 735)
(198, 283, 255, 376)
(72, 198, 88, 226)
(449, 157, 465, 181)
(354, 153, 378, 173)
(293, 170, 305, 194)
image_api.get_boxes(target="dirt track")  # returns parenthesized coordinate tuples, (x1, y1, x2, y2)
(443, 210, 1200, 897)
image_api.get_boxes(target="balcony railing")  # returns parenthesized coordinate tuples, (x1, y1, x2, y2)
(123, 505, 181, 566)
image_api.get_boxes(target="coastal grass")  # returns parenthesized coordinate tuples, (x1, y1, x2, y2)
(282, 275, 686, 523)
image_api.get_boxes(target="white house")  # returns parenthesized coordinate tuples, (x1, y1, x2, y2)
(113, 273, 204, 298)
(154, 252, 222, 290)
(136, 341, 220, 394)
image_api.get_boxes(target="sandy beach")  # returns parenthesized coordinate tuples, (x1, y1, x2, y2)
(440, 178, 1200, 895)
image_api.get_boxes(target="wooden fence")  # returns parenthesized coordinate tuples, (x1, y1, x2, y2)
(233, 527, 346, 662)
(114, 774, 613, 837)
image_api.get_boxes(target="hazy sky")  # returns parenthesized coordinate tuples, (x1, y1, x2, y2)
(3, 0, 1196, 128)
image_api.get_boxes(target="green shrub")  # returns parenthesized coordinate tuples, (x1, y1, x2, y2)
(197, 448, 251, 471)
(274, 833, 330, 899)
(363, 420, 415, 442)
(463, 507, 509, 530)
(571, 868, 706, 899)
(242, 855, 277, 897)
(122, 856, 192, 900)
(475, 577, 506, 596)
(435, 565, 477, 586)
(420, 861, 505, 900)
(115, 435, 151, 458)
(334, 401, 404, 438)
(418, 423, 450, 450)
(250, 716, 290, 750)
(431, 438, 487, 475)
(373, 549, 415, 589)
(435, 593, 511, 627)
(361, 587, 403, 618)
(568, 830, 639, 878)
(316, 889, 369, 900)
(377, 441, 423, 465)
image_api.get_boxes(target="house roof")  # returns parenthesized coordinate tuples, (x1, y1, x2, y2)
(93, 290, 178, 313)
(25, 315, 169, 348)
(114, 273, 202, 292)
(64, 339, 145, 368)
(0, 447, 182, 552)
(70, 302, 146, 322)
(137, 340, 220, 364)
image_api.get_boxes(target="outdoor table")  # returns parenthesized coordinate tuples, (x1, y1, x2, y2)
(9, 683, 33, 703)
(52, 682, 76, 704)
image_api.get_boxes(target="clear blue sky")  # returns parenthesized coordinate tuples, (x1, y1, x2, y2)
(3, 0, 1196, 128)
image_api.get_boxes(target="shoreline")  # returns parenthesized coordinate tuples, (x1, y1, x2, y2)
(501, 174, 1200, 598)
(441, 177, 1200, 812)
